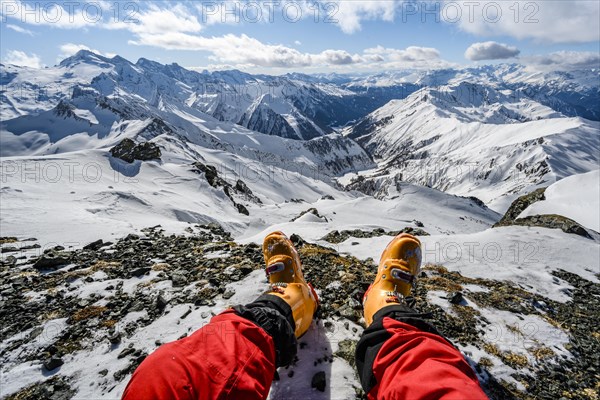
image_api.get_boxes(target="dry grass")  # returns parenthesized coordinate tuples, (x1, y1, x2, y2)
(151, 262, 171, 271)
(0, 237, 18, 244)
(484, 342, 502, 357)
(299, 245, 337, 257)
(562, 389, 599, 400)
(422, 264, 449, 274)
(90, 260, 120, 272)
(483, 342, 529, 368)
(422, 276, 463, 292)
(478, 357, 494, 368)
(101, 319, 117, 328)
(530, 346, 555, 360)
(503, 352, 529, 369)
(71, 306, 107, 322)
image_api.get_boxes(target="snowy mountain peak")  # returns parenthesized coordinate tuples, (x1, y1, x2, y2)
(59, 50, 114, 68)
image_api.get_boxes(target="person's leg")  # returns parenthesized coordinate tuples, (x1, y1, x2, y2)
(356, 234, 488, 399)
(121, 303, 292, 400)
(356, 305, 488, 399)
(122, 232, 318, 400)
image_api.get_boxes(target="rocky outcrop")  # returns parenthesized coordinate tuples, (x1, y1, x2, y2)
(321, 227, 429, 244)
(191, 162, 260, 215)
(494, 187, 592, 238)
(503, 214, 592, 239)
(110, 138, 161, 163)
(494, 187, 547, 226)
(291, 208, 328, 222)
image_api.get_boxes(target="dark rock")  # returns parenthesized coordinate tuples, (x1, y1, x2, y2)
(222, 289, 235, 299)
(287, 370, 294, 378)
(235, 203, 250, 216)
(311, 371, 326, 392)
(110, 138, 161, 163)
(291, 208, 327, 222)
(234, 180, 262, 204)
(289, 234, 305, 247)
(511, 214, 591, 239)
(29, 326, 44, 340)
(321, 227, 429, 244)
(467, 196, 486, 208)
(494, 187, 546, 226)
(449, 291, 464, 305)
(171, 273, 187, 287)
(117, 347, 136, 359)
(1, 246, 19, 253)
(413, 219, 424, 227)
(83, 239, 104, 251)
(108, 331, 121, 344)
(43, 356, 64, 371)
(180, 308, 192, 319)
(335, 339, 357, 367)
(33, 250, 71, 270)
(130, 267, 150, 277)
(192, 162, 225, 188)
(19, 243, 41, 250)
(321, 195, 335, 200)
(156, 294, 168, 310)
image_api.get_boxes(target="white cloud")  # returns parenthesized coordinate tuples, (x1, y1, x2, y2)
(523, 51, 600, 71)
(445, 1, 600, 43)
(6, 23, 34, 35)
(465, 41, 520, 61)
(364, 45, 452, 69)
(316, 49, 362, 65)
(107, 3, 202, 35)
(3, 50, 42, 68)
(333, 0, 398, 34)
(58, 43, 116, 60)
(294, 40, 302, 46)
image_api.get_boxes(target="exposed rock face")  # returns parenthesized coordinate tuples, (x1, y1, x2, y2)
(494, 187, 592, 238)
(321, 227, 429, 244)
(110, 138, 161, 163)
(291, 208, 328, 222)
(33, 249, 72, 270)
(506, 214, 592, 239)
(495, 187, 547, 226)
(191, 161, 260, 215)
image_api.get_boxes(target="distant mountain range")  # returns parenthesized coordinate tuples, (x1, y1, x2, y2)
(1, 50, 599, 207)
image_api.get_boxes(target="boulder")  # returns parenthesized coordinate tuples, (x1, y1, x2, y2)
(110, 138, 161, 163)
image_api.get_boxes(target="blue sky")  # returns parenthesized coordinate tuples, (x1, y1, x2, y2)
(1, 0, 599, 73)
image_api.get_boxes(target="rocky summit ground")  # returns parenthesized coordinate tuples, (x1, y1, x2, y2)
(1, 225, 599, 400)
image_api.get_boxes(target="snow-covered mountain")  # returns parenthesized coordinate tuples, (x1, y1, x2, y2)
(343, 82, 600, 211)
(1, 51, 600, 400)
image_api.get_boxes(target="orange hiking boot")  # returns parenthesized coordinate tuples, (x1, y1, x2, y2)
(362, 233, 422, 327)
(262, 231, 319, 337)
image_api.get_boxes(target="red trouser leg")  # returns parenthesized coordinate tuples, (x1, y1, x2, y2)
(122, 309, 276, 400)
(369, 318, 488, 399)
(356, 305, 489, 400)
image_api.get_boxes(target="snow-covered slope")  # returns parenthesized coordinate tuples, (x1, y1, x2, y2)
(343, 83, 600, 210)
(518, 169, 600, 231)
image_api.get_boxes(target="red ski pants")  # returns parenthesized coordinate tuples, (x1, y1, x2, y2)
(123, 307, 488, 399)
